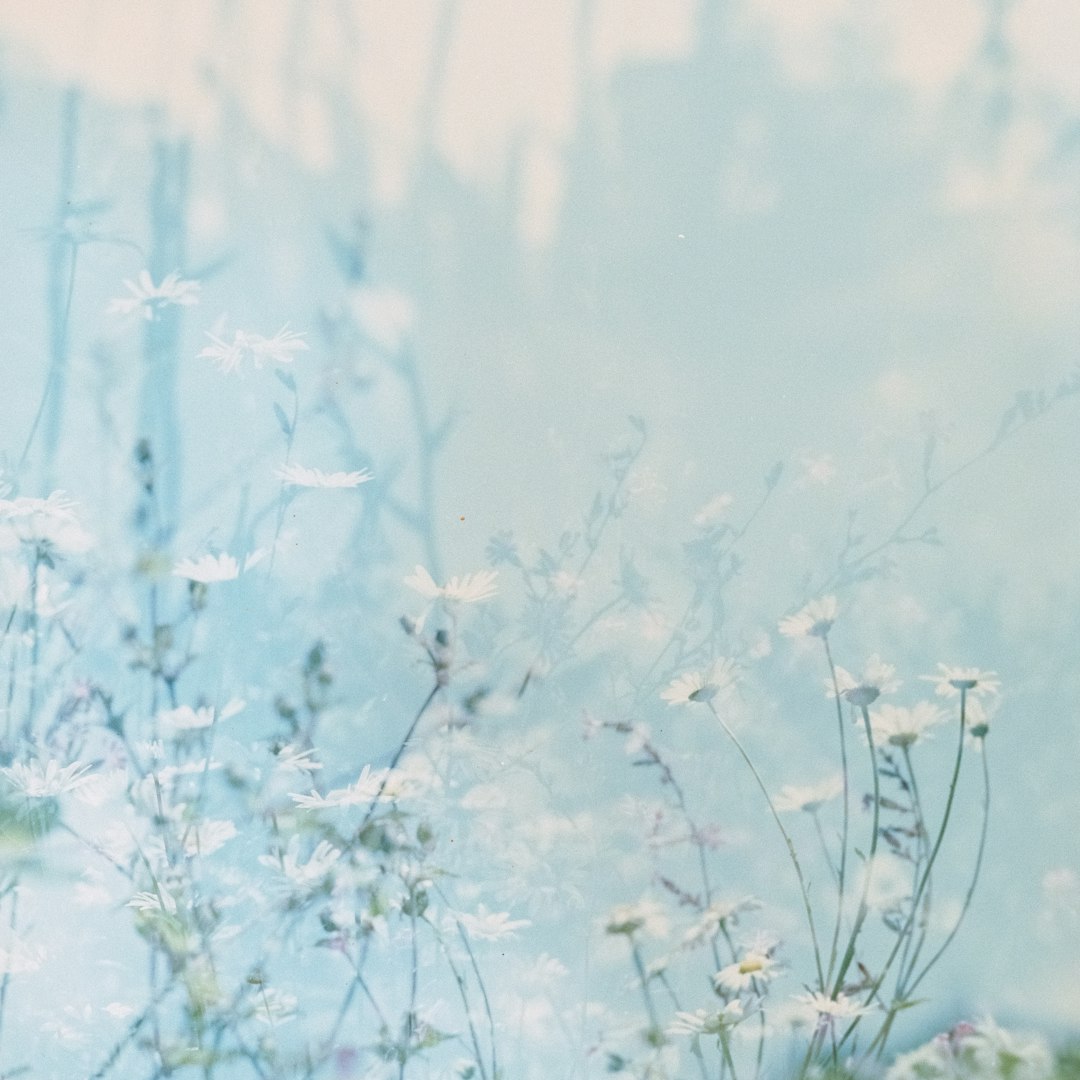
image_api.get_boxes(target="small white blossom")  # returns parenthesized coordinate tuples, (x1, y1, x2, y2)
(778, 596, 838, 638)
(128, 890, 178, 915)
(774, 774, 844, 813)
(667, 1001, 745, 1036)
(661, 658, 739, 706)
(453, 905, 532, 942)
(199, 325, 308, 374)
(713, 950, 780, 993)
(274, 744, 323, 775)
(171, 550, 265, 583)
(866, 702, 944, 748)
(158, 705, 216, 733)
(604, 899, 669, 939)
(181, 819, 237, 856)
(827, 654, 900, 707)
(404, 564, 498, 604)
(289, 764, 398, 809)
(1, 759, 92, 797)
(108, 270, 200, 319)
(0, 492, 93, 554)
(259, 836, 341, 891)
(920, 665, 1001, 700)
(797, 991, 872, 1022)
(276, 464, 373, 488)
(681, 896, 762, 949)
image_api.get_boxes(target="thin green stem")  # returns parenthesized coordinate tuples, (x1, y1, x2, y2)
(830, 703, 882, 998)
(906, 740, 990, 996)
(822, 635, 850, 987)
(846, 690, 969, 1059)
(706, 701, 825, 992)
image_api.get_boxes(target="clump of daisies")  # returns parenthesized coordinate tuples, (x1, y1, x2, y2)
(600, 590, 1002, 1078)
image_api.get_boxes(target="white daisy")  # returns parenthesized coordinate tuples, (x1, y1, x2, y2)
(667, 1001, 745, 1037)
(107, 270, 200, 319)
(661, 658, 739, 706)
(453, 905, 532, 942)
(404, 564, 498, 604)
(1, 758, 92, 797)
(158, 705, 215, 733)
(604, 899, 669, 939)
(274, 744, 323, 775)
(827, 654, 900, 707)
(713, 950, 780, 993)
(181, 819, 237, 857)
(259, 837, 341, 891)
(171, 550, 265, 583)
(276, 464, 373, 488)
(0, 492, 94, 554)
(778, 596, 838, 639)
(681, 896, 762, 949)
(127, 890, 178, 915)
(774, 774, 844, 813)
(199, 325, 308, 374)
(920, 665, 1001, 700)
(866, 702, 944, 748)
(797, 991, 872, 1021)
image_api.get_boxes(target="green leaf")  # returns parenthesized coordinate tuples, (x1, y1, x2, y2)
(273, 401, 293, 437)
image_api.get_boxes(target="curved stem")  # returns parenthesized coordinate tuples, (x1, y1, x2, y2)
(360, 683, 440, 829)
(706, 701, 825, 992)
(894, 745, 931, 990)
(829, 703, 881, 998)
(844, 690, 969, 1058)
(906, 740, 990, 996)
(822, 636, 850, 986)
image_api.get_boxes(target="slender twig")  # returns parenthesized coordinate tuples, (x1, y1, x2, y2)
(706, 701, 825, 992)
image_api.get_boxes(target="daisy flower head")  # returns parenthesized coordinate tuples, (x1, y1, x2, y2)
(157, 705, 216, 736)
(828, 654, 900, 707)
(797, 991, 872, 1024)
(774, 773, 844, 813)
(453, 905, 532, 942)
(274, 744, 323, 775)
(0, 492, 94, 555)
(199, 324, 308, 374)
(661, 657, 739, 706)
(681, 895, 762, 949)
(604, 899, 669, 939)
(171, 550, 265, 584)
(920, 665, 1001, 700)
(713, 949, 780, 993)
(404, 564, 498, 604)
(667, 1001, 745, 1037)
(127, 890, 178, 915)
(107, 270, 200, 320)
(276, 464, 373, 488)
(258, 836, 341, 891)
(866, 702, 944, 748)
(1, 758, 92, 798)
(778, 596, 838, 639)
